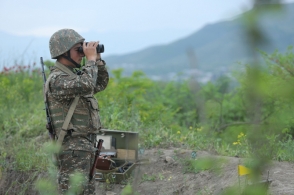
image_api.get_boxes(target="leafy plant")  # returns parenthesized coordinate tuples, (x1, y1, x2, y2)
(141, 173, 157, 182)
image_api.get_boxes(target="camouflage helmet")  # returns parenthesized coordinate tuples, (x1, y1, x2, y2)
(49, 29, 85, 59)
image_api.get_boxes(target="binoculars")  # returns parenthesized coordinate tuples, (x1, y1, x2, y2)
(78, 43, 104, 53)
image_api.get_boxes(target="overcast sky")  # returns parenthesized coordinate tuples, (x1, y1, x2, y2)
(2, 0, 254, 37)
(1, 0, 294, 65)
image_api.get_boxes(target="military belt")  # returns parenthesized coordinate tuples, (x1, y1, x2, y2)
(65, 131, 97, 143)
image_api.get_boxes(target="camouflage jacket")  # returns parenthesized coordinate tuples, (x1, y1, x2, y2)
(45, 60, 109, 151)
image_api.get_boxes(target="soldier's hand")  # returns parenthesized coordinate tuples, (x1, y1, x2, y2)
(96, 52, 101, 62)
(83, 41, 98, 61)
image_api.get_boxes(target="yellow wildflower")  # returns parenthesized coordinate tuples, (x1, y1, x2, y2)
(180, 136, 187, 142)
(196, 127, 203, 132)
(238, 132, 245, 139)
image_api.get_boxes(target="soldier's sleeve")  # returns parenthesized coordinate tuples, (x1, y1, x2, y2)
(94, 64, 109, 94)
(50, 61, 99, 100)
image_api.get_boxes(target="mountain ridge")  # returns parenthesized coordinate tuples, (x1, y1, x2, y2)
(104, 3, 294, 80)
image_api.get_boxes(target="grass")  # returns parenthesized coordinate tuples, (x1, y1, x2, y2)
(1, 65, 294, 173)
(141, 173, 157, 182)
(2, 56, 294, 194)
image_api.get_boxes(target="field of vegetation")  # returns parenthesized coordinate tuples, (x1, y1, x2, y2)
(1, 4, 294, 194)
(1, 46, 294, 194)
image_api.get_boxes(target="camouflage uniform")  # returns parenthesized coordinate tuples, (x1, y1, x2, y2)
(46, 29, 109, 194)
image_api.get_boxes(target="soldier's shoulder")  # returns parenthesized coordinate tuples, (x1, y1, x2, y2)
(47, 68, 66, 84)
(49, 66, 67, 76)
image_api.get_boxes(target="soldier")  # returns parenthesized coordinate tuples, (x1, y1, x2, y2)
(45, 28, 109, 194)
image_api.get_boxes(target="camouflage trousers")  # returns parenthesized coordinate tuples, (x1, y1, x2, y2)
(58, 150, 95, 195)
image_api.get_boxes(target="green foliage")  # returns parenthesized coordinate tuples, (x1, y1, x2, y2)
(182, 157, 226, 174)
(274, 134, 294, 161)
(0, 65, 44, 138)
(2, 3, 294, 194)
(201, 78, 247, 132)
(35, 178, 58, 195)
(14, 142, 47, 171)
(121, 183, 134, 195)
(141, 173, 157, 182)
(66, 172, 87, 195)
(3, 47, 294, 193)
(3, 51, 294, 171)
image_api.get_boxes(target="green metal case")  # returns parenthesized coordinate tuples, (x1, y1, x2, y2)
(94, 128, 139, 183)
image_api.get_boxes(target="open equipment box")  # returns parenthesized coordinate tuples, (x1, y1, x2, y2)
(94, 128, 139, 183)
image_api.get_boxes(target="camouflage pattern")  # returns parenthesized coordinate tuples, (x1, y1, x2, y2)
(58, 149, 95, 194)
(45, 59, 109, 194)
(46, 60, 109, 151)
(49, 29, 85, 59)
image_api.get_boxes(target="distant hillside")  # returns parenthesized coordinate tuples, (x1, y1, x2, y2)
(104, 3, 294, 81)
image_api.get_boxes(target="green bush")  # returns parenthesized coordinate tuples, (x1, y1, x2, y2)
(2, 48, 294, 174)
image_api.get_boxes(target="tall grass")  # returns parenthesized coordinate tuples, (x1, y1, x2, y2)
(1, 58, 294, 173)
(2, 49, 294, 193)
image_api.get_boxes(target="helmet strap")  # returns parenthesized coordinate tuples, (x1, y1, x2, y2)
(63, 50, 81, 68)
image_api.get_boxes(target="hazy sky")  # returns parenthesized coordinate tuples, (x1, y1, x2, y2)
(1, 0, 294, 65)
(2, 0, 254, 37)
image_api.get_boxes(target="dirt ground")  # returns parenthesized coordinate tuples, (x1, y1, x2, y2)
(95, 148, 294, 195)
(1, 148, 294, 195)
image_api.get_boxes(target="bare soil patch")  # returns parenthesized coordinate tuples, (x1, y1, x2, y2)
(1, 148, 294, 194)
(95, 148, 294, 195)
